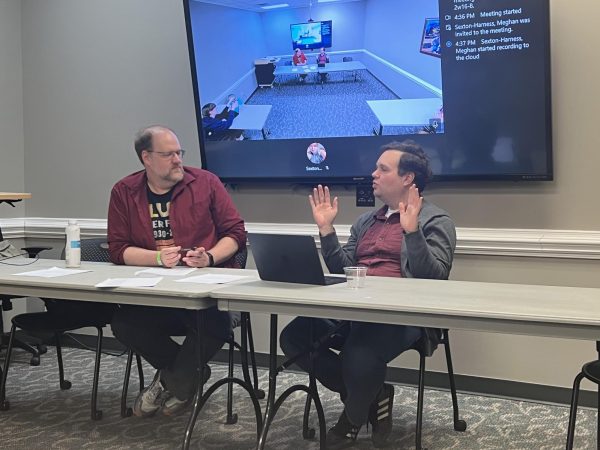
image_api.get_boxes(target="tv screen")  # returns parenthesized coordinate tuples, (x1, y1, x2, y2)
(291, 20, 333, 50)
(420, 18, 441, 58)
(183, 0, 552, 183)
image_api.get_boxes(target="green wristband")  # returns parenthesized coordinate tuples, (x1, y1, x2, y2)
(156, 251, 163, 266)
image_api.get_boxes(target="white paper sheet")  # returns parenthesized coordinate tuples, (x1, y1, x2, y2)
(14, 266, 92, 278)
(134, 267, 196, 277)
(95, 277, 163, 288)
(174, 274, 249, 284)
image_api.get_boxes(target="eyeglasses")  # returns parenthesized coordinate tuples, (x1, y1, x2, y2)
(146, 149, 186, 159)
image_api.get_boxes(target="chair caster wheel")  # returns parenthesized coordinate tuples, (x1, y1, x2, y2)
(0, 399, 10, 410)
(454, 419, 467, 432)
(303, 428, 316, 440)
(225, 413, 238, 424)
(38, 344, 48, 355)
(255, 388, 266, 400)
(92, 410, 103, 420)
(60, 380, 72, 390)
(30, 356, 40, 366)
(122, 407, 133, 418)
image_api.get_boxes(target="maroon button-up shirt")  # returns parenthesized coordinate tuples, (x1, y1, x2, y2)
(107, 166, 246, 267)
(355, 207, 403, 277)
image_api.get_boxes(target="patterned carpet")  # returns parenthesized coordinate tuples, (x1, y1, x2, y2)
(0, 347, 596, 449)
(245, 69, 401, 140)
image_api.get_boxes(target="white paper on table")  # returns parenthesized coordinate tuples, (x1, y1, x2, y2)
(134, 267, 196, 277)
(14, 266, 92, 278)
(174, 274, 249, 284)
(95, 277, 163, 288)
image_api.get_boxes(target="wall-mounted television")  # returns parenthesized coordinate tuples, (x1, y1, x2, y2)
(290, 20, 333, 50)
(183, 0, 552, 183)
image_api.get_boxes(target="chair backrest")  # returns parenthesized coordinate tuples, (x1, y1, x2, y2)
(232, 246, 248, 269)
(411, 326, 444, 357)
(342, 56, 353, 62)
(61, 238, 110, 263)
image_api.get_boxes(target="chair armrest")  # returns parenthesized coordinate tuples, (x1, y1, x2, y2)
(21, 246, 52, 258)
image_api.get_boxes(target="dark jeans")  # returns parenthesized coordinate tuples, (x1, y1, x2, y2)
(44, 299, 116, 325)
(280, 317, 422, 426)
(111, 305, 231, 400)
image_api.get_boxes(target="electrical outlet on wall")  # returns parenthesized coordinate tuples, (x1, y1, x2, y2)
(356, 185, 375, 207)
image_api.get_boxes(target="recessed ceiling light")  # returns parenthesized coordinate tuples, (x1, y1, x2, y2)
(318, 0, 341, 3)
(261, 3, 290, 9)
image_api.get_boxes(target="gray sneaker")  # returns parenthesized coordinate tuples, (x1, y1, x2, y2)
(161, 393, 191, 416)
(133, 371, 165, 417)
(160, 365, 211, 416)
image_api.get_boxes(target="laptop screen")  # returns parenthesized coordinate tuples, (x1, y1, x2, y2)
(248, 233, 345, 285)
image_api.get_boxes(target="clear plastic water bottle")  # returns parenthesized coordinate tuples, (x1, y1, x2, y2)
(65, 219, 81, 268)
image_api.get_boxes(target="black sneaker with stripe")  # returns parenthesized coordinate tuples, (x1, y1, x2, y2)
(368, 383, 394, 447)
(327, 409, 361, 449)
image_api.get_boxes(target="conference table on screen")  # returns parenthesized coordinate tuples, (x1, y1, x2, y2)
(212, 275, 600, 449)
(0, 258, 261, 450)
(274, 60, 366, 84)
(367, 98, 443, 135)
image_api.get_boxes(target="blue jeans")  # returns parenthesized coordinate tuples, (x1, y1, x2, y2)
(280, 317, 422, 426)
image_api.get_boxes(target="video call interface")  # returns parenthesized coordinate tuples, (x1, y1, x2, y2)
(186, 0, 552, 182)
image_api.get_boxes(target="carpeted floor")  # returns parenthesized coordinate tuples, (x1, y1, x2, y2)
(0, 347, 596, 449)
(245, 69, 402, 140)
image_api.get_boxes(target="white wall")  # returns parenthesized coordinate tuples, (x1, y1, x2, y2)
(20, 0, 202, 218)
(1, 0, 600, 391)
(0, 0, 25, 212)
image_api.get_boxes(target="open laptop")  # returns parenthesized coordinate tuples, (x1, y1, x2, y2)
(248, 233, 346, 285)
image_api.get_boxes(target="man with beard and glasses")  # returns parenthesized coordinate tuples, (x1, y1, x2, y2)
(108, 125, 246, 417)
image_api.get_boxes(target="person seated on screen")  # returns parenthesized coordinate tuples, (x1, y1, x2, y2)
(316, 47, 330, 83)
(201, 102, 243, 141)
(293, 47, 308, 82)
(226, 93, 242, 114)
(108, 125, 246, 418)
(280, 140, 456, 448)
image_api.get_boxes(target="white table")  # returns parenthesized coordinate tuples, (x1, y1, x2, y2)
(217, 104, 272, 139)
(367, 98, 443, 135)
(0, 259, 261, 449)
(274, 61, 366, 84)
(212, 276, 600, 449)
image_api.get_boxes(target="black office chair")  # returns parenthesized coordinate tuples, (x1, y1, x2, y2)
(410, 328, 466, 449)
(301, 326, 465, 449)
(341, 56, 358, 82)
(566, 357, 600, 449)
(119, 247, 265, 423)
(0, 238, 141, 420)
(224, 248, 265, 423)
(0, 246, 51, 366)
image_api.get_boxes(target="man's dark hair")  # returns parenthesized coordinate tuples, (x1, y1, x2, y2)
(134, 125, 174, 164)
(380, 140, 432, 192)
(201, 103, 216, 118)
